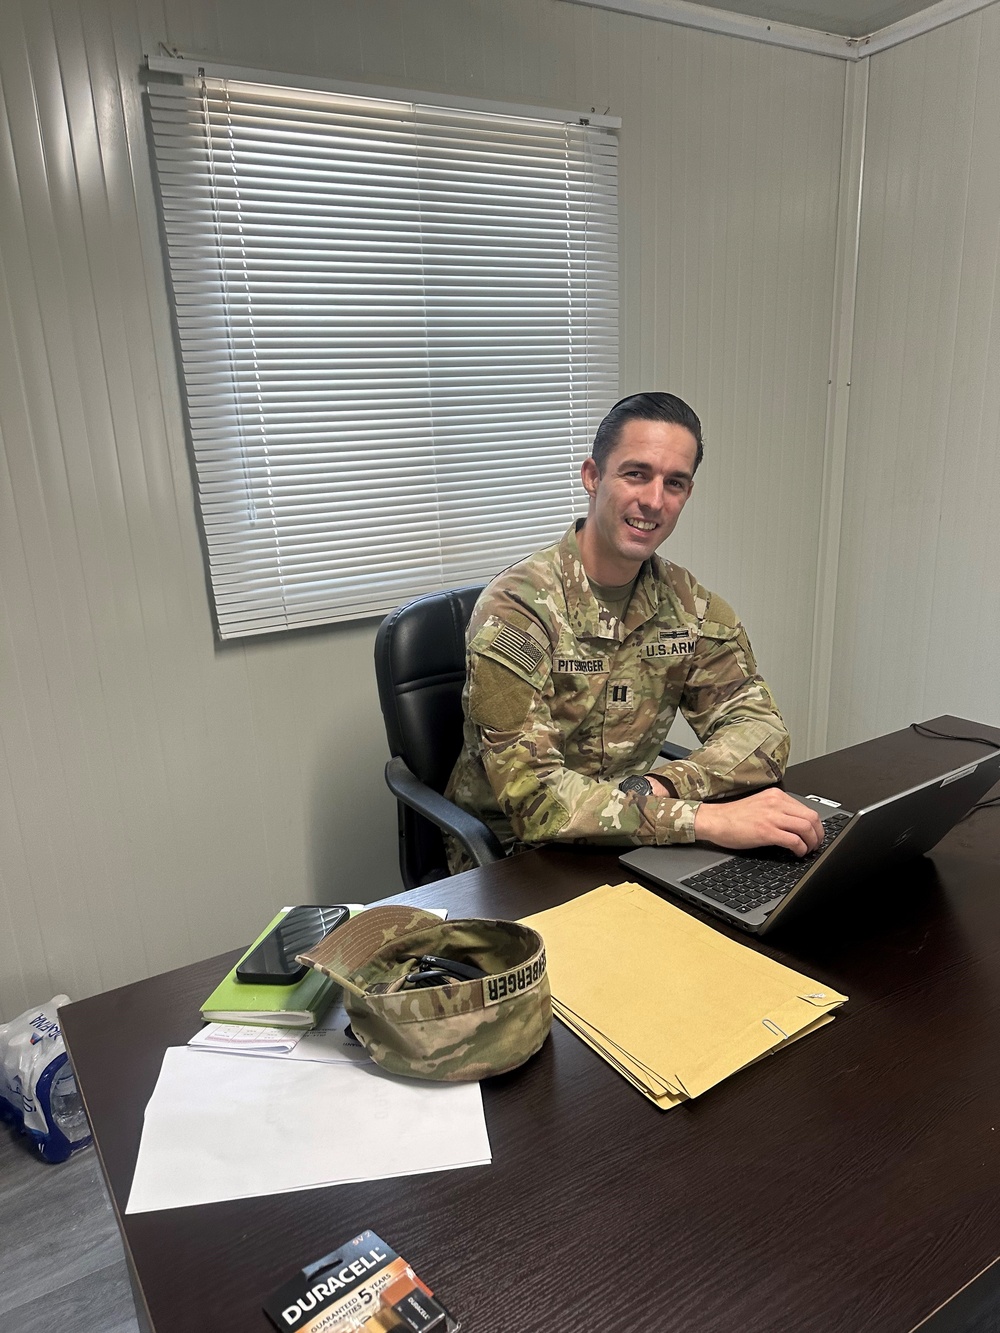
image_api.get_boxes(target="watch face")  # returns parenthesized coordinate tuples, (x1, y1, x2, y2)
(619, 775, 653, 797)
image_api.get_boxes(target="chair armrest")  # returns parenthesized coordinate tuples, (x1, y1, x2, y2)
(658, 741, 692, 761)
(385, 756, 505, 868)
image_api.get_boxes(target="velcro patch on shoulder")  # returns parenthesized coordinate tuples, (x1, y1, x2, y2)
(504, 607, 547, 640)
(491, 622, 545, 675)
(469, 656, 537, 731)
(705, 590, 737, 628)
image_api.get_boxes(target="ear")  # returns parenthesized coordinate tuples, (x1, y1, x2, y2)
(581, 456, 600, 499)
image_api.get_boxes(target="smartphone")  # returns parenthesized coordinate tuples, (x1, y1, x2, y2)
(235, 905, 350, 985)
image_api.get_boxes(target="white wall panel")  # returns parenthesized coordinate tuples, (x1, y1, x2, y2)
(615, 27, 844, 750)
(829, 7, 1000, 748)
(0, 0, 845, 1019)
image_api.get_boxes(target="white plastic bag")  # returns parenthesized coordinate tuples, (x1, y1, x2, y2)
(0, 995, 92, 1162)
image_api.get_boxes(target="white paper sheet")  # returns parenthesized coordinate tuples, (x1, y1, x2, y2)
(290, 1000, 369, 1063)
(188, 999, 369, 1065)
(126, 1047, 492, 1214)
(188, 1022, 304, 1055)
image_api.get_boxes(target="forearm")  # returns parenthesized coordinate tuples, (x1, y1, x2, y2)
(482, 733, 699, 846)
(651, 707, 789, 800)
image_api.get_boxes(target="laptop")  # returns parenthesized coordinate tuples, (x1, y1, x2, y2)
(619, 748, 1000, 935)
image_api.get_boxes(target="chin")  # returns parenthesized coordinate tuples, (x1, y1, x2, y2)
(621, 532, 659, 558)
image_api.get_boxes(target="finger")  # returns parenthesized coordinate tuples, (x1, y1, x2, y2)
(766, 826, 811, 857)
(778, 794, 823, 823)
(790, 817, 823, 851)
(763, 792, 823, 834)
(802, 806, 825, 835)
(777, 801, 824, 848)
(778, 808, 822, 839)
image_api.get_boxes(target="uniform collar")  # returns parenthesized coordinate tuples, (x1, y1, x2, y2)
(558, 521, 662, 642)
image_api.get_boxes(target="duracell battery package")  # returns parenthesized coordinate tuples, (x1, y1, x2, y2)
(263, 1229, 460, 1333)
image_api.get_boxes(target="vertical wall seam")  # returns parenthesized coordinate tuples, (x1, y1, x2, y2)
(806, 55, 868, 758)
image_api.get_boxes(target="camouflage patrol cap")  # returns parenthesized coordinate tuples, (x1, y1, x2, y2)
(297, 906, 551, 1082)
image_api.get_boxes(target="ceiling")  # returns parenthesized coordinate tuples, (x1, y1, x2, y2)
(684, 0, 939, 36)
(572, 0, 990, 44)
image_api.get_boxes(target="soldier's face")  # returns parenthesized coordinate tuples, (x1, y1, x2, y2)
(579, 419, 697, 581)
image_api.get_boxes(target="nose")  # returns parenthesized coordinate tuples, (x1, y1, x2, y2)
(638, 478, 665, 512)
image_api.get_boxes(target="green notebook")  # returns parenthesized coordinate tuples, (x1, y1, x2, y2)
(201, 906, 357, 1029)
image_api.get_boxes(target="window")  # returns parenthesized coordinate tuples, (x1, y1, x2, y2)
(146, 64, 619, 638)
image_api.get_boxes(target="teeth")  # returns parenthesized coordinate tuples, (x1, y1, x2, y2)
(626, 518, 657, 531)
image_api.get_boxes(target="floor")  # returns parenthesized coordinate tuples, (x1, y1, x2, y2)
(0, 1121, 139, 1333)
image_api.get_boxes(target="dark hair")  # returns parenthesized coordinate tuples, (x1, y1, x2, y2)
(591, 392, 703, 474)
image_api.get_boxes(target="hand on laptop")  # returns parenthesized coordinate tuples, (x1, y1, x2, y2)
(692, 789, 824, 857)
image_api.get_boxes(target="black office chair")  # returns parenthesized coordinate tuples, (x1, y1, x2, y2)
(375, 585, 505, 889)
(375, 584, 694, 890)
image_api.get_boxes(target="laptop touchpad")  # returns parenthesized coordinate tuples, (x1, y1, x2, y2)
(625, 844, 733, 882)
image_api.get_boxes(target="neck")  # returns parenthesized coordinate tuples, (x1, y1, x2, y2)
(576, 520, 643, 586)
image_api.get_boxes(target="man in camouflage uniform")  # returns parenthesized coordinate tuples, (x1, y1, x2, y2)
(444, 392, 823, 871)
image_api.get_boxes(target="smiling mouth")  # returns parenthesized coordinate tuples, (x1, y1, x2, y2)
(625, 518, 657, 531)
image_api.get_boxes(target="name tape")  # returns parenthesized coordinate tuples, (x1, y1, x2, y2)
(554, 657, 609, 674)
(483, 951, 547, 1006)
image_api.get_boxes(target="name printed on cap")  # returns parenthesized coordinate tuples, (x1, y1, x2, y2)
(483, 951, 547, 1006)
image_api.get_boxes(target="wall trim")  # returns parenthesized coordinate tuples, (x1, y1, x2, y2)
(561, 0, 998, 58)
(805, 57, 868, 758)
(561, 0, 854, 55)
(145, 54, 621, 126)
(851, 0, 997, 51)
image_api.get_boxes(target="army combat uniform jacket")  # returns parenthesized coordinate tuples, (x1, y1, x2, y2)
(444, 523, 789, 870)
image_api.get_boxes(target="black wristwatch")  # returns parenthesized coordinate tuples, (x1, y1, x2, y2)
(619, 774, 654, 797)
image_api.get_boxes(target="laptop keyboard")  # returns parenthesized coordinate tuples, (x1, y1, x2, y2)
(681, 813, 852, 915)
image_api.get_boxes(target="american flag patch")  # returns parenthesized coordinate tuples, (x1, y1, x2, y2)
(492, 623, 544, 674)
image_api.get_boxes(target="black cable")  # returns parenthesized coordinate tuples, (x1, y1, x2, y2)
(960, 802, 998, 823)
(909, 721, 1000, 749)
(908, 722, 1000, 820)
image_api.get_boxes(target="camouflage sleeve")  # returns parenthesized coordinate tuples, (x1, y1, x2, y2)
(467, 624, 700, 847)
(650, 591, 789, 800)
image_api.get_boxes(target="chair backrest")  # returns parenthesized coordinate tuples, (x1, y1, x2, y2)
(374, 585, 485, 885)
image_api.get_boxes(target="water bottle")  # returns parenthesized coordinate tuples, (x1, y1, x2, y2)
(49, 1062, 89, 1138)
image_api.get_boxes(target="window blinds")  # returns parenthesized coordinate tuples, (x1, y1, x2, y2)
(146, 72, 619, 638)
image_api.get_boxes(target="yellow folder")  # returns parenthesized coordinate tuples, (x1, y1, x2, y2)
(521, 882, 847, 1109)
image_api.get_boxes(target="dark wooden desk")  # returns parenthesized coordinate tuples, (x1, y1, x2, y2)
(62, 717, 1000, 1333)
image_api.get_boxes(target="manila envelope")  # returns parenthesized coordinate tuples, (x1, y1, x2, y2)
(522, 882, 847, 1103)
